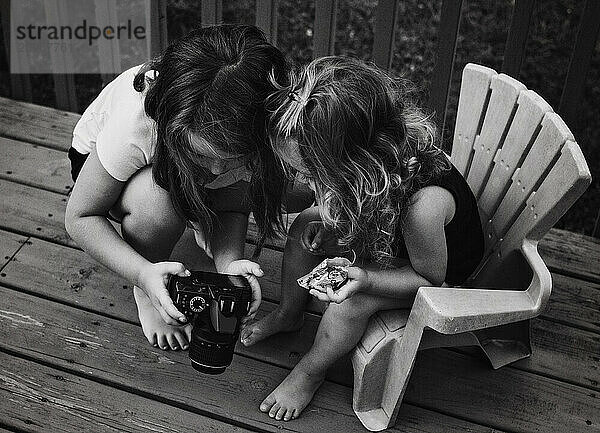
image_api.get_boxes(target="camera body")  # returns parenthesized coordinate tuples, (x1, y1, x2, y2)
(168, 270, 251, 374)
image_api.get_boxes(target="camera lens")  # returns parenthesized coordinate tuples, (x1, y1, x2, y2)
(188, 319, 238, 375)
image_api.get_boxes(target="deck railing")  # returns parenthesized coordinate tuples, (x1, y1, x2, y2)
(1, 0, 598, 234)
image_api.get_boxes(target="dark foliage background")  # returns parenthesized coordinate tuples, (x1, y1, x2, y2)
(1, 0, 597, 236)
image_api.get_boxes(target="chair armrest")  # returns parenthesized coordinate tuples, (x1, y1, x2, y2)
(413, 239, 552, 334)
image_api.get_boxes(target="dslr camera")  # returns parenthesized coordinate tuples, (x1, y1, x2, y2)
(168, 270, 251, 374)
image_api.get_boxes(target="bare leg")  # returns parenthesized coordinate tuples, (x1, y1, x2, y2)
(260, 292, 412, 421)
(241, 207, 323, 346)
(114, 166, 192, 350)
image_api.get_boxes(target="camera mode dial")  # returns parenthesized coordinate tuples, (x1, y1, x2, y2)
(190, 296, 207, 313)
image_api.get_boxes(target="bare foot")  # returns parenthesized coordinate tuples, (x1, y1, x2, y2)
(259, 364, 325, 421)
(240, 308, 304, 347)
(133, 286, 192, 350)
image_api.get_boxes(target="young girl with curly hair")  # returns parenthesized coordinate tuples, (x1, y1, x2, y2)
(240, 56, 484, 421)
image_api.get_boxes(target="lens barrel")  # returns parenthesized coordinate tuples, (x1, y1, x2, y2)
(188, 323, 237, 375)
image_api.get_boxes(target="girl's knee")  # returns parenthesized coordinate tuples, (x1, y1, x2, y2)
(118, 167, 185, 237)
(288, 207, 320, 240)
(325, 295, 374, 321)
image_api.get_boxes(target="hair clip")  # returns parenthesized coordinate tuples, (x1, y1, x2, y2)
(288, 90, 308, 107)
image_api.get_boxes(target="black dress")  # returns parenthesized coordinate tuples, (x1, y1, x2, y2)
(393, 163, 485, 285)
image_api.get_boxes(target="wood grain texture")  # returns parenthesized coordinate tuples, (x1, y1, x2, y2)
(0, 352, 252, 433)
(0, 137, 72, 195)
(543, 273, 600, 334)
(0, 180, 73, 247)
(0, 96, 79, 150)
(0, 287, 489, 433)
(0, 231, 27, 269)
(539, 229, 600, 283)
(406, 349, 599, 433)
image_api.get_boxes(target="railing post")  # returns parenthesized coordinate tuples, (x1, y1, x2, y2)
(256, 0, 278, 45)
(1, 0, 33, 102)
(559, 0, 600, 130)
(44, 0, 78, 112)
(501, 0, 535, 78)
(96, 0, 121, 86)
(427, 0, 463, 136)
(313, 0, 337, 58)
(147, 0, 168, 58)
(373, 0, 399, 71)
(201, 0, 223, 27)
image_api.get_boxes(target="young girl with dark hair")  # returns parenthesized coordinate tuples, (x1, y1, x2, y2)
(65, 25, 310, 352)
(241, 56, 484, 421)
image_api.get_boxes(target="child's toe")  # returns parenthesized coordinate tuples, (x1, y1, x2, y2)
(259, 393, 276, 412)
(283, 408, 293, 421)
(157, 334, 168, 350)
(184, 324, 192, 341)
(166, 334, 179, 350)
(268, 402, 281, 418)
(144, 332, 157, 346)
(275, 406, 286, 420)
(174, 332, 189, 350)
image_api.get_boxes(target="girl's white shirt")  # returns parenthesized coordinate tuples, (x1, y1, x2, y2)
(71, 65, 252, 189)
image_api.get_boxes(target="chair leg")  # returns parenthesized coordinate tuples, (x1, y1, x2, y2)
(351, 311, 422, 431)
(474, 320, 532, 369)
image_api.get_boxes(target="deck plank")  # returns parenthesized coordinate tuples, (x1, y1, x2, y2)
(0, 287, 492, 433)
(0, 231, 27, 269)
(543, 273, 600, 334)
(0, 96, 78, 151)
(539, 229, 600, 283)
(0, 137, 72, 195)
(407, 349, 599, 433)
(0, 180, 73, 246)
(0, 351, 252, 433)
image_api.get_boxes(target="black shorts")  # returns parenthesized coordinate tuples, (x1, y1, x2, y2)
(68, 147, 89, 182)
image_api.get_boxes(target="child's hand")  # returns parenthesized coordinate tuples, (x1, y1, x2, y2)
(301, 221, 342, 255)
(137, 262, 191, 325)
(224, 259, 264, 325)
(309, 261, 371, 304)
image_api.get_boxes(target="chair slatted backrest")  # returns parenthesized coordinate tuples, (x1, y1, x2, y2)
(451, 64, 591, 286)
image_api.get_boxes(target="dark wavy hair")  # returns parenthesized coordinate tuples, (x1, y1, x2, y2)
(133, 25, 288, 248)
(268, 56, 450, 263)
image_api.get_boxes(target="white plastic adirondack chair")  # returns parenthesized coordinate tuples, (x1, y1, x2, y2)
(351, 63, 592, 431)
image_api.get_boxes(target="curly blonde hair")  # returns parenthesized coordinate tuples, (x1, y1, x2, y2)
(267, 56, 450, 263)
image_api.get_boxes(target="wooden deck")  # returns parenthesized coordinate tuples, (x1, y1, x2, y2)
(0, 95, 598, 432)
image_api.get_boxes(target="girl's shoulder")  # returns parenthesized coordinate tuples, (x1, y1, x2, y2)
(406, 185, 456, 229)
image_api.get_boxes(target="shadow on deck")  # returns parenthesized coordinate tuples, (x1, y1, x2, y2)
(0, 96, 598, 432)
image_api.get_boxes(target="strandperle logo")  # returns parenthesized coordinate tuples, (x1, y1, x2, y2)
(10, 0, 151, 74)
(15, 20, 147, 46)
